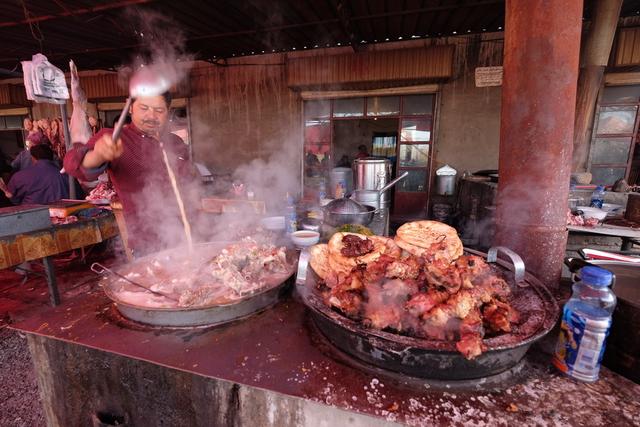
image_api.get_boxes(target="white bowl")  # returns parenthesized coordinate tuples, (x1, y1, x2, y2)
(291, 230, 320, 247)
(576, 206, 608, 221)
(260, 216, 285, 231)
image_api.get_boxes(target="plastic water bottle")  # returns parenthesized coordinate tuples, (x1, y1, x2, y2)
(318, 179, 327, 202)
(590, 185, 605, 209)
(552, 266, 616, 382)
(284, 193, 297, 234)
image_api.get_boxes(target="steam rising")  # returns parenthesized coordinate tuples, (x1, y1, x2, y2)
(118, 9, 193, 93)
(112, 8, 301, 256)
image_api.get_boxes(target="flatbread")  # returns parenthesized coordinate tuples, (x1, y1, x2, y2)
(395, 221, 463, 262)
(395, 235, 427, 257)
(309, 244, 330, 279)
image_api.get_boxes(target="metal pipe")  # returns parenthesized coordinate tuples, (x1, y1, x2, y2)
(59, 104, 76, 199)
(493, 0, 583, 288)
(111, 97, 132, 143)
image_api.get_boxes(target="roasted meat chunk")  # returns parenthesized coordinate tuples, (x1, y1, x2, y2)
(341, 234, 375, 257)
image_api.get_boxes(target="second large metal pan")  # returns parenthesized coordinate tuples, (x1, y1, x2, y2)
(100, 242, 295, 327)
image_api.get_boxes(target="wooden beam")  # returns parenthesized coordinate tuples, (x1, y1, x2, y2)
(604, 71, 640, 85)
(572, 0, 624, 173)
(0, 0, 155, 28)
(300, 84, 439, 100)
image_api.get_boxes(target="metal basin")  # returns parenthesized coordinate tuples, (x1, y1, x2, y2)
(298, 248, 559, 380)
(323, 204, 377, 227)
(100, 242, 296, 327)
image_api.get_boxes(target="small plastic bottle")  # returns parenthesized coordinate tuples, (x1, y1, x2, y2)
(284, 193, 297, 234)
(590, 185, 605, 209)
(318, 179, 327, 202)
(552, 266, 616, 382)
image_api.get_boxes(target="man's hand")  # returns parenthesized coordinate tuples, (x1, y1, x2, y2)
(82, 133, 123, 169)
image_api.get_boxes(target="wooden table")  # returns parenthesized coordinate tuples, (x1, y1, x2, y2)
(0, 210, 118, 306)
(567, 224, 640, 250)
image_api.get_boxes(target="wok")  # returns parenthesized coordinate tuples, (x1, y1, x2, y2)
(99, 242, 295, 327)
(297, 246, 559, 380)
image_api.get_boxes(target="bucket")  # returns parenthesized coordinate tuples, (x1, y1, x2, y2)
(435, 164, 457, 196)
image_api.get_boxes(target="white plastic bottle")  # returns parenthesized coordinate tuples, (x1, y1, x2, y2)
(552, 266, 616, 382)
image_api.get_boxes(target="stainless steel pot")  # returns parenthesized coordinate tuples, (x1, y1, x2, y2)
(354, 158, 392, 205)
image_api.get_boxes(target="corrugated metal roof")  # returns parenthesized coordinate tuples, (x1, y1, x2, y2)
(0, 0, 638, 73)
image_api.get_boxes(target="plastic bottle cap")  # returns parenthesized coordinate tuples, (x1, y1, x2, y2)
(579, 266, 613, 286)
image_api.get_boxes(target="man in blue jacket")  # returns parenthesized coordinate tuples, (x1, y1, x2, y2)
(0, 144, 69, 205)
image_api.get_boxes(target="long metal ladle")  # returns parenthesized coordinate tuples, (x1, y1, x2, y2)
(111, 65, 172, 142)
(91, 262, 178, 302)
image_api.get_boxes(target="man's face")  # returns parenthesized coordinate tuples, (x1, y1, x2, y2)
(23, 118, 32, 131)
(130, 96, 169, 137)
(39, 119, 50, 130)
(88, 116, 97, 127)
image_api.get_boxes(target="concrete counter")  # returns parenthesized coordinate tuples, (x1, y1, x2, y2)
(12, 285, 640, 426)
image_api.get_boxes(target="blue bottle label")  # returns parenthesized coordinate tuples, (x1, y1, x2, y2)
(552, 306, 611, 381)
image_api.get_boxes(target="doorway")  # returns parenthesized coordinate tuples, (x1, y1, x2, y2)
(303, 94, 435, 218)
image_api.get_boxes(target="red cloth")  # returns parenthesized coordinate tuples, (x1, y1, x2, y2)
(64, 124, 193, 254)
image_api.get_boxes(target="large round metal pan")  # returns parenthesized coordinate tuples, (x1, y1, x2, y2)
(101, 242, 295, 327)
(300, 248, 559, 380)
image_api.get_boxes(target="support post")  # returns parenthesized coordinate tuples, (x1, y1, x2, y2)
(59, 104, 77, 199)
(42, 256, 60, 306)
(572, 0, 624, 173)
(494, 0, 583, 288)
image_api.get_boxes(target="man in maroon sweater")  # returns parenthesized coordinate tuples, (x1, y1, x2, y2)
(64, 92, 194, 256)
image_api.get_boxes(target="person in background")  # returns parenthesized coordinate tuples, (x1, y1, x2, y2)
(64, 91, 194, 256)
(88, 115, 101, 135)
(336, 155, 351, 168)
(0, 144, 69, 205)
(12, 128, 49, 172)
(39, 118, 52, 141)
(355, 144, 370, 159)
(22, 117, 33, 141)
(50, 118, 66, 161)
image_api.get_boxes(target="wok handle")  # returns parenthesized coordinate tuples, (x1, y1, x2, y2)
(91, 262, 108, 275)
(487, 246, 527, 287)
(296, 247, 310, 286)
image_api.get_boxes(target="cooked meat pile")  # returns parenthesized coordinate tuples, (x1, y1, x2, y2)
(112, 239, 291, 309)
(309, 224, 519, 360)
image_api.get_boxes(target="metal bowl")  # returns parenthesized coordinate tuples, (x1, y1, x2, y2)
(323, 204, 376, 227)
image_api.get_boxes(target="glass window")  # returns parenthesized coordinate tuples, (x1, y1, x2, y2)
(399, 144, 430, 167)
(367, 96, 400, 116)
(372, 135, 397, 157)
(4, 116, 23, 129)
(304, 119, 330, 143)
(591, 167, 627, 186)
(332, 98, 364, 117)
(403, 94, 433, 115)
(397, 169, 427, 192)
(591, 137, 632, 164)
(304, 100, 330, 119)
(601, 86, 640, 104)
(596, 106, 638, 134)
(400, 118, 431, 141)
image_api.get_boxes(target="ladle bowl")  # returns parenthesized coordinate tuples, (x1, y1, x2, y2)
(112, 64, 174, 142)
